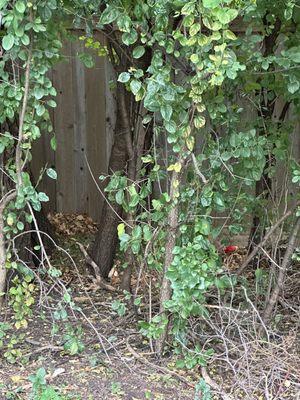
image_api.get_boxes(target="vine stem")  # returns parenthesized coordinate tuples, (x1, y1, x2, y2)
(155, 160, 183, 356)
(0, 47, 32, 308)
(0, 191, 17, 307)
(15, 47, 32, 189)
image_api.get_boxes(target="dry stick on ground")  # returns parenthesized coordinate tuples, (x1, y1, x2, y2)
(261, 217, 300, 329)
(200, 367, 234, 400)
(76, 242, 118, 292)
(126, 336, 195, 389)
(237, 202, 300, 275)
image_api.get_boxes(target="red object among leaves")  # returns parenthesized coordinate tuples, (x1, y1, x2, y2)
(224, 245, 238, 254)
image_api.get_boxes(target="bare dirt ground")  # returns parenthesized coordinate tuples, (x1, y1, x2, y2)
(0, 277, 197, 400)
(0, 214, 196, 400)
(0, 313, 195, 399)
(1, 213, 300, 400)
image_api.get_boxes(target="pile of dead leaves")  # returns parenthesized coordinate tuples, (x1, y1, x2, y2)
(48, 213, 98, 236)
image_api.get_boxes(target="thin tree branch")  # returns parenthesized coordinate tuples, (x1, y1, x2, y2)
(261, 217, 300, 328)
(237, 202, 300, 275)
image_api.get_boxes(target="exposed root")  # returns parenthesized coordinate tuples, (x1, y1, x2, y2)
(77, 242, 118, 292)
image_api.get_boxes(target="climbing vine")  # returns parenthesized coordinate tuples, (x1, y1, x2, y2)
(79, 0, 300, 356)
(0, 0, 65, 358)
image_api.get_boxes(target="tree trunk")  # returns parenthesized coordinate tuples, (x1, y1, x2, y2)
(90, 85, 129, 278)
(249, 19, 282, 248)
(91, 46, 152, 281)
(249, 174, 272, 246)
(120, 103, 150, 291)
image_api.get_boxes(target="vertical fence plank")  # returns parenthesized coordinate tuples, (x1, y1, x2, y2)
(72, 39, 88, 213)
(53, 40, 76, 214)
(84, 35, 107, 221)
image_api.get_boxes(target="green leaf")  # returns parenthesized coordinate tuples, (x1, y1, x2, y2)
(203, 0, 221, 8)
(78, 53, 94, 68)
(115, 189, 124, 205)
(50, 136, 57, 151)
(0, 1, 8, 9)
(117, 223, 125, 238)
(214, 8, 238, 24)
(190, 23, 200, 36)
(36, 104, 46, 116)
(143, 225, 152, 241)
(190, 53, 199, 63)
(38, 192, 49, 202)
(122, 31, 138, 45)
(194, 115, 206, 129)
(129, 194, 139, 207)
(285, 46, 300, 63)
(183, 15, 194, 27)
(99, 6, 119, 25)
(2, 34, 15, 51)
(133, 46, 145, 59)
(47, 99, 57, 108)
(142, 115, 152, 124)
(34, 87, 44, 100)
(181, 2, 196, 15)
(160, 104, 172, 121)
(118, 72, 130, 83)
(15, 0, 25, 13)
(287, 80, 299, 94)
(214, 193, 225, 208)
(130, 80, 142, 95)
(21, 35, 30, 46)
(132, 225, 142, 240)
(292, 175, 300, 183)
(46, 168, 57, 180)
(223, 30, 237, 41)
(165, 120, 177, 134)
(131, 240, 141, 254)
(198, 220, 210, 235)
(117, 15, 131, 32)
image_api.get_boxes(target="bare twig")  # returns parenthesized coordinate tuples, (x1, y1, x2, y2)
(261, 217, 300, 328)
(76, 242, 118, 292)
(237, 203, 300, 275)
(191, 153, 208, 184)
(126, 336, 194, 388)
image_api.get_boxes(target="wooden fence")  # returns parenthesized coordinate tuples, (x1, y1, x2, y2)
(31, 33, 115, 221)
